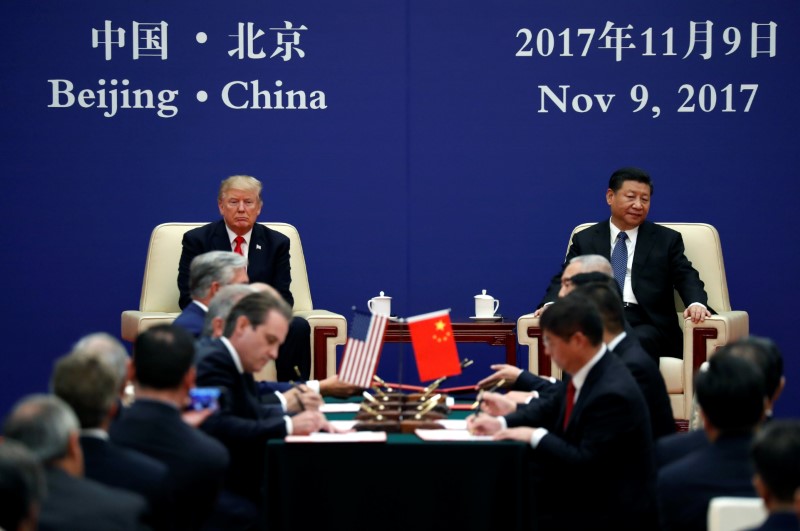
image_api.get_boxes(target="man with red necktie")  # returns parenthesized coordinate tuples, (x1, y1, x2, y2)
(468, 293, 657, 531)
(178, 174, 311, 381)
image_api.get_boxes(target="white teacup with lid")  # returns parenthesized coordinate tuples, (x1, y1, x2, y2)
(474, 289, 500, 318)
(368, 291, 392, 316)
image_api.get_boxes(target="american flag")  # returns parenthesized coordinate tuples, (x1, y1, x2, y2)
(339, 310, 388, 388)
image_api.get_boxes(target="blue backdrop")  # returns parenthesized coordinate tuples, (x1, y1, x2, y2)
(2, 0, 798, 419)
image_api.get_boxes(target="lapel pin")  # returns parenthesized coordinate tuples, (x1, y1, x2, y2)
(256, 244, 262, 250)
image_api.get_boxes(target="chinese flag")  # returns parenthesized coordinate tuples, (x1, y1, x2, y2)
(406, 309, 462, 382)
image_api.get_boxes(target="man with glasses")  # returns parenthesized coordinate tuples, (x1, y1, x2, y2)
(178, 174, 311, 381)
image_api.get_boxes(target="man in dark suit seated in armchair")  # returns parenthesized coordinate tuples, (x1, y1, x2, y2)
(178, 174, 311, 381)
(536, 167, 713, 361)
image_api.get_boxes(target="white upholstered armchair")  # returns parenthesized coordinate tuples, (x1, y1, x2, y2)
(517, 222, 749, 421)
(121, 222, 346, 380)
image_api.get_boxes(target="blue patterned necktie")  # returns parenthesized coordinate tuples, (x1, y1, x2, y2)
(611, 232, 628, 293)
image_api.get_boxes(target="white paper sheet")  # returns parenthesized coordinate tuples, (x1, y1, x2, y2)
(285, 431, 387, 443)
(320, 403, 362, 413)
(436, 419, 468, 430)
(415, 429, 494, 441)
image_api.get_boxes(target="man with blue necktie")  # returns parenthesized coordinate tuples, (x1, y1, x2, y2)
(536, 167, 712, 360)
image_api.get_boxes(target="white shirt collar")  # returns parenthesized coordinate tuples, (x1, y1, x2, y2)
(80, 428, 109, 440)
(570, 344, 607, 395)
(220, 336, 244, 374)
(224, 225, 253, 249)
(192, 300, 208, 313)
(609, 218, 639, 246)
(606, 331, 627, 352)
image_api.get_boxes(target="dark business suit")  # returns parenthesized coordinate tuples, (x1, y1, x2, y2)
(746, 512, 800, 531)
(657, 433, 757, 531)
(172, 301, 206, 338)
(80, 434, 172, 530)
(109, 399, 230, 531)
(195, 339, 288, 502)
(656, 428, 709, 469)
(39, 467, 148, 531)
(514, 370, 562, 397)
(611, 333, 676, 439)
(178, 220, 311, 380)
(505, 351, 657, 531)
(540, 219, 711, 359)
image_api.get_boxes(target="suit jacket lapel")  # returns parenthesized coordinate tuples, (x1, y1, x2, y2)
(631, 221, 656, 291)
(241, 372, 263, 419)
(210, 220, 232, 251)
(588, 220, 612, 258)
(562, 355, 608, 434)
(245, 224, 271, 282)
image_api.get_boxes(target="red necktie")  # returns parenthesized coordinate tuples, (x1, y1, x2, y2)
(233, 236, 245, 256)
(562, 380, 576, 430)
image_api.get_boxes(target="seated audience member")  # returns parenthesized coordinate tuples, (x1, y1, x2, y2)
(109, 325, 230, 531)
(195, 291, 330, 506)
(73, 332, 132, 398)
(174, 251, 248, 337)
(4, 394, 148, 531)
(469, 293, 657, 530)
(657, 336, 785, 468)
(532, 254, 613, 317)
(51, 348, 172, 529)
(747, 420, 800, 530)
(178, 174, 312, 381)
(536, 167, 712, 360)
(477, 263, 621, 403)
(0, 439, 45, 531)
(657, 349, 766, 531)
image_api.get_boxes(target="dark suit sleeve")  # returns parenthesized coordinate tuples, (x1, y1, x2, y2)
(534, 393, 642, 467)
(513, 371, 563, 400)
(178, 229, 206, 309)
(197, 357, 288, 441)
(271, 233, 294, 307)
(666, 232, 712, 313)
(505, 387, 564, 429)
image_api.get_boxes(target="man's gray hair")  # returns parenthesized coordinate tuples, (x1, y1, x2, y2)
(189, 251, 248, 300)
(569, 254, 613, 276)
(51, 350, 119, 429)
(73, 332, 129, 391)
(3, 394, 80, 465)
(202, 284, 257, 337)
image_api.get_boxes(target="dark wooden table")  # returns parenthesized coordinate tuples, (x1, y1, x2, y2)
(313, 320, 517, 380)
(384, 320, 517, 365)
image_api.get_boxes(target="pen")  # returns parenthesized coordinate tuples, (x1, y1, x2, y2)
(292, 381, 307, 412)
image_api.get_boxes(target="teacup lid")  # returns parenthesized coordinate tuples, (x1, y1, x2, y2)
(475, 289, 493, 299)
(374, 291, 391, 299)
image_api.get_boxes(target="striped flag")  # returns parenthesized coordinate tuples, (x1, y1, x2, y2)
(339, 310, 388, 388)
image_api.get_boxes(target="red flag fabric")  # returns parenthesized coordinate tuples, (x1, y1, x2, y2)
(406, 309, 462, 382)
